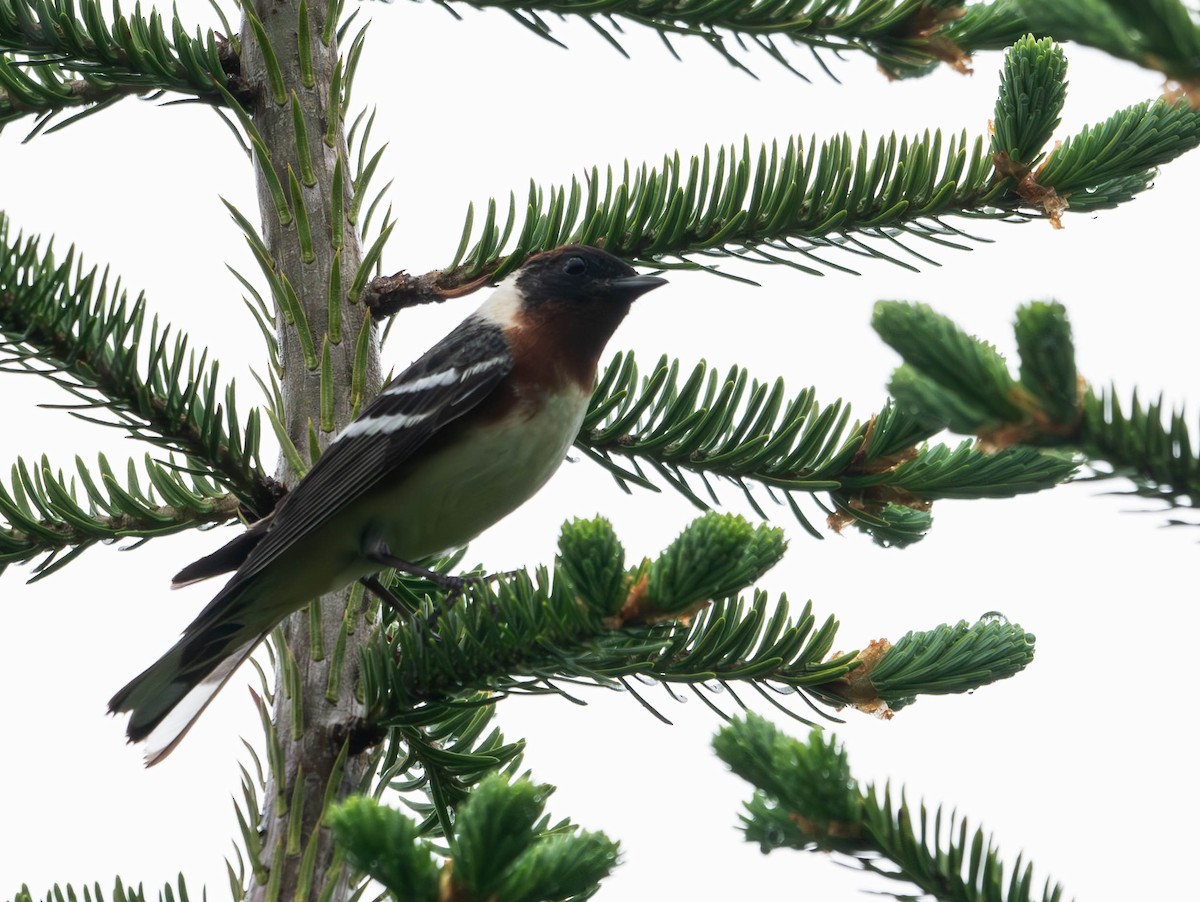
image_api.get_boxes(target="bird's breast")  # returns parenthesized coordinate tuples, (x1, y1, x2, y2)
(362, 386, 592, 560)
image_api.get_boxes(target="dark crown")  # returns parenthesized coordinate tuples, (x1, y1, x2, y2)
(516, 245, 661, 306)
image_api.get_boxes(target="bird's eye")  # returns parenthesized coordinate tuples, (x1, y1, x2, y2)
(563, 256, 587, 276)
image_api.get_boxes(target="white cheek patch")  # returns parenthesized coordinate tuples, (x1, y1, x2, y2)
(475, 274, 523, 328)
(335, 409, 437, 441)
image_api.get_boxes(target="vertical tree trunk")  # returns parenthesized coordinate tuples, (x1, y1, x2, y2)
(238, 2, 381, 899)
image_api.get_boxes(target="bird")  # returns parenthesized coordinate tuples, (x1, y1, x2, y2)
(109, 244, 666, 764)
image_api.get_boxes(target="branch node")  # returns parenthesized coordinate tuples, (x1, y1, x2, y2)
(993, 150, 1069, 229)
(363, 269, 494, 318)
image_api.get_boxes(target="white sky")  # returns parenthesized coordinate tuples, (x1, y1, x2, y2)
(2, 3, 1198, 900)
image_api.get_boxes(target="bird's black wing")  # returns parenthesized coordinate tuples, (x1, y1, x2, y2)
(232, 315, 513, 584)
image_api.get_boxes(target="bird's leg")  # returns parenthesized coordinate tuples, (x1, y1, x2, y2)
(362, 536, 477, 625)
(359, 574, 418, 622)
(363, 536, 512, 628)
(364, 543, 470, 594)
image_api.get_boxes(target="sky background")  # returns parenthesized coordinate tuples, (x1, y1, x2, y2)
(2, 3, 1198, 899)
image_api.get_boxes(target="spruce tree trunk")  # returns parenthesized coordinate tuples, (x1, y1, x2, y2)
(239, 3, 381, 899)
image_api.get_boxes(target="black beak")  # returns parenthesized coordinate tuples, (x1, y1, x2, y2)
(611, 274, 668, 298)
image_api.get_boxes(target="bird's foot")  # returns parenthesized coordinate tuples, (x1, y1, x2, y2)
(425, 569, 518, 630)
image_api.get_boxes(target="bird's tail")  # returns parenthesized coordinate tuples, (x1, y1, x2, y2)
(108, 583, 270, 766)
(171, 517, 270, 588)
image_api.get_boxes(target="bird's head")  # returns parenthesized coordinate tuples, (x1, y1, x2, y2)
(474, 245, 666, 389)
(481, 244, 665, 362)
(514, 244, 667, 311)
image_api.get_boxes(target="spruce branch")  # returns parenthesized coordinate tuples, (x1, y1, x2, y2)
(328, 796, 442, 900)
(13, 877, 199, 902)
(875, 299, 1199, 517)
(366, 128, 1006, 313)
(0, 55, 144, 135)
(364, 36, 1200, 315)
(943, 1, 1028, 53)
(330, 779, 619, 902)
(355, 517, 1033, 841)
(991, 31, 1067, 169)
(846, 614, 1034, 712)
(0, 213, 277, 515)
(0, 452, 238, 579)
(381, 702, 527, 839)
(577, 352, 1076, 547)
(714, 715, 1068, 900)
(415, 0, 1200, 90)
(421, 0, 1030, 81)
(0, 0, 246, 133)
(427, 0, 998, 79)
(360, 515, 1035, 739)
(1018, 0, 1200, 92)
(1037, 99, 1200, 199)
(1081, 387, 1199, 514)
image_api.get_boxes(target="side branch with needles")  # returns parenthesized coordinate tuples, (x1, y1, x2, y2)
(357, 514, 1036, 732)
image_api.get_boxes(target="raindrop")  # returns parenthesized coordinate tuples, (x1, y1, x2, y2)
(978, 611, 1008, 625)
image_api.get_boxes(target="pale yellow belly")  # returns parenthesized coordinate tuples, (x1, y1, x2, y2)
(288, 388, 591, 594)
(370, 390, 587, 556)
